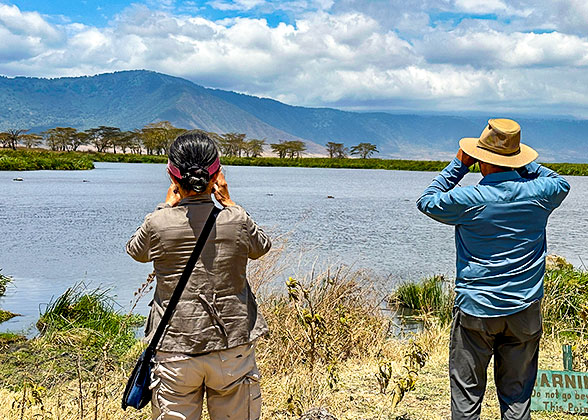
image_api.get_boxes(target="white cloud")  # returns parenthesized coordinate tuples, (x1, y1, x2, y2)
(0, 4, 62, 43)
(419, 29, 588, 68)
(208, 0, 267, 12)
(550, 0, 588, 33)
(208, 0, 334, 13)
(454, 0, 509, 14)
(1, 1, 588, 116)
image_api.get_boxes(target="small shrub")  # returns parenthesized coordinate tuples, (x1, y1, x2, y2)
(259, 267, 387, 375)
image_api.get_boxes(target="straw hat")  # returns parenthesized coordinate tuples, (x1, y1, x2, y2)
(459, 119, 538, 168)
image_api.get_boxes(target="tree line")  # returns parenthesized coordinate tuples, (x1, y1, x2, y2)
(0, 123, 380, 159)
(0, 122, 186, 155)
(326, 141, 379, 159)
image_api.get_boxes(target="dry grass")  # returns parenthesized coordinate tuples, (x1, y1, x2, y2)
(1, 250, 587, 419)
(0, 324, 582, 419)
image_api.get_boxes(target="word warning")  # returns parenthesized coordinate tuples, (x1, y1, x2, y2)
(532, 369, 588, 413)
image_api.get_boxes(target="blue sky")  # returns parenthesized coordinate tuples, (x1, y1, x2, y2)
(1, 0, 588, 117)
(9, 0, 298, 27)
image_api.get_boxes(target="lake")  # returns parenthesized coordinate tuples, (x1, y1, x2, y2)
(1, 162, 586, 333)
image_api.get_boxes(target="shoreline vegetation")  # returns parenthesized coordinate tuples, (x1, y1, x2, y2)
(0, 255, 587, 419)
(0, 271, 17, 324)
(3, 148, 588, 175)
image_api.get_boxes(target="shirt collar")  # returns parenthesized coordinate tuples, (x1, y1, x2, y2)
(479, 170, 522, 185)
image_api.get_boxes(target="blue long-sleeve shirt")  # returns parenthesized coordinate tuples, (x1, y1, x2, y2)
(417, 158, 570, 317)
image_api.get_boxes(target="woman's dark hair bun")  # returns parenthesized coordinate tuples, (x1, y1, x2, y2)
(168, 130, 219, 194)
(187, 169, 210, 193)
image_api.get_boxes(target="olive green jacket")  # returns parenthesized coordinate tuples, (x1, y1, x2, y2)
(126, 195, 271, 354)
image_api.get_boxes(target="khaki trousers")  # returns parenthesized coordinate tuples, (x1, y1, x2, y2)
(151, 342, 261, 420)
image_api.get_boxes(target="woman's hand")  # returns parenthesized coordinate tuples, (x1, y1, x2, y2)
(213, 172, 236, 207)
(165, 183, 182, 207)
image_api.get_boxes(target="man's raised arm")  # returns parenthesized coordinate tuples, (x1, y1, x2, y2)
(416, 150, 475, 225)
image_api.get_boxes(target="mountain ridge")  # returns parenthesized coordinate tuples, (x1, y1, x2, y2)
(1, 70, 587, 161)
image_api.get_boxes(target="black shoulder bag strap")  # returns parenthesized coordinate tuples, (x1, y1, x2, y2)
(147, 205, 222, 353)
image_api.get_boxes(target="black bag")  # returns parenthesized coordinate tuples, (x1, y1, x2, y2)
(121, 347, 154, 410)
(122, 205, 221, 410)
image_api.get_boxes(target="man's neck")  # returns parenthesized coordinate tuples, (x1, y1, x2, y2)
(480, 162, 514, 176)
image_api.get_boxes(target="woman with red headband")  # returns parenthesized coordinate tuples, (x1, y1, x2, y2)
(127, 130, 271, 420)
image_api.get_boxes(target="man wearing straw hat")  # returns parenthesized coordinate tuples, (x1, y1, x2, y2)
(417, 119, 570, 420)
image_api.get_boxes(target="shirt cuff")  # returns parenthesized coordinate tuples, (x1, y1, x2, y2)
(451, 156, 470, 176)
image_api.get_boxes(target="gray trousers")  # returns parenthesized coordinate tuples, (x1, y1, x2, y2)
(449, 300, 542, 420)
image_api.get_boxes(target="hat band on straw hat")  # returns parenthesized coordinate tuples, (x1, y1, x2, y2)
(477, 143, 521, 157)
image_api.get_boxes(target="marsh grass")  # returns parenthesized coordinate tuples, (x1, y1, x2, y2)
(0, 310, 18, 323)
(0, 269, 11, 296)
(542, 266, 588, 337)
(389, 275, 454, 325)
(0, 270, 17, 324)
(390, 262, 588, 334)
(37, 284, 145, 356)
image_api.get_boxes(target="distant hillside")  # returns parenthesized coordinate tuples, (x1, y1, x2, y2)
(1, 70, 587, 161)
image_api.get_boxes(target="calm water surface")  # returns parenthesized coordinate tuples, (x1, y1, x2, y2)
(1, 162, 586, 332)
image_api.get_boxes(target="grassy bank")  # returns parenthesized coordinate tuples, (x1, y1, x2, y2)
(220, 156, 452, 171)
(0, 149, 94, 171)
(4, 149, 588, 175)
(0, 258, 586, 419)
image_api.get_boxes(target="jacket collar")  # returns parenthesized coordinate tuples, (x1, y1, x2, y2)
(479, 170, 522, 185)
(179, 194, 214, 206)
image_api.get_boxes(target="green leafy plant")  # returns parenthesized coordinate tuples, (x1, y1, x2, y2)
(389, 341, 429, 411)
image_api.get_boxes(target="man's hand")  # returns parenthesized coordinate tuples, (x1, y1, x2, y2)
(213, 171, 236, 207)
(457, 149, 477, 168)
(165, 183, 182, 207)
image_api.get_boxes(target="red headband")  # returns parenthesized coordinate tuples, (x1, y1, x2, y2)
(167, 157, 221, 179)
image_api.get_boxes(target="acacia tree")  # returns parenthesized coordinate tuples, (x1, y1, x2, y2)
(70, 131, 90, 151)
(115, 131, 138, 154)
(270, 141, 289, 159)
(86, 126, 121, 153)
(286, 140, 306, 159)
(42, 128, 61, 151)
(1, 129, 27, 150)
(20, 133, 43, 149)
(326, 142, 348, 158)
(218, 133, 247, 157)
(141, 121, 185, 155)
(128, 129, 144, 154)
(244, 139, 266, 157)
(350, 142, 379, 159)
(271, 140, 306, 159)
(42, 127, 78, 151)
